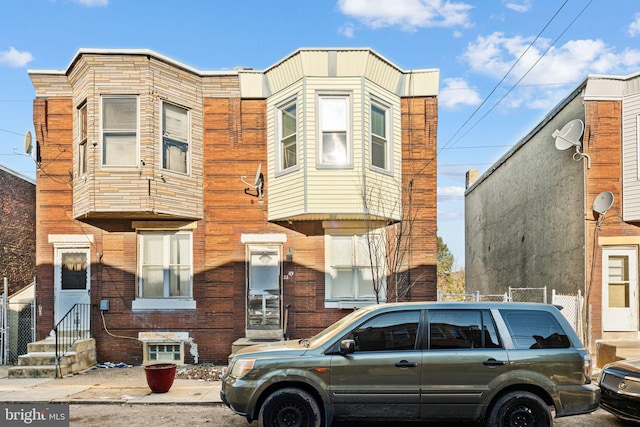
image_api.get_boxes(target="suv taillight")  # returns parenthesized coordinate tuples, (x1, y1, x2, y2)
(583, 354, 592, 384)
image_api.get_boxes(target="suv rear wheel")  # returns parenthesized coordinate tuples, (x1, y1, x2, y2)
(258, 387, 322, 427)
(487, 390, 552, 427)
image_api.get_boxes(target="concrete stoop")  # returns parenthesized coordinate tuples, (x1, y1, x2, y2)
(8, 337, 97, 378)
(596, 339, 640, 368)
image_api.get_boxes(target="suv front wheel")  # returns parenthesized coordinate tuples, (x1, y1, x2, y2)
(487, 390, 552, 427)
(258, 387, 323, 427)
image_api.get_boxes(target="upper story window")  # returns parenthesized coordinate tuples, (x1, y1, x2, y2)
(319, 95, 351, 167)
(78, 101, 88, 175)
(162, 102, 189, 174)
(278, 100, 297, 171)
(102, 96, 138, 166)
(371, 101, 391, 171)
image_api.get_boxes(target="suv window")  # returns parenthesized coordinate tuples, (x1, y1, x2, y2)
(500, 309, 571, 349)
(346, 310, 420, 351)
(428, 309, 501, 349)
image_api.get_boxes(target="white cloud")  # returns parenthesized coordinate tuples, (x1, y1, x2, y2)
(339, 22, 356, 38)
(337, 0, 473, 31)
(439, 77, 482, 109)
(628, 13, 640, 37)
(438, 186, 465, 198)
(0, 47, 33, 68)
(73, 0, 108, 6)
(460, 32, 640, 109)
(503, 0, 531, 13)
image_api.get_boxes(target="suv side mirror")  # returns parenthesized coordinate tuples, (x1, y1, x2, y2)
(340, 339, 356, 355)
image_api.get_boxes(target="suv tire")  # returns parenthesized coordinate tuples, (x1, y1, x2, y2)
(258, 387, 322, 427)
(487, 390, 552, 427)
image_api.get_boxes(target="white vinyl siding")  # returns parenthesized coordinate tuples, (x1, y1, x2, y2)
(622, 89, 640, 220)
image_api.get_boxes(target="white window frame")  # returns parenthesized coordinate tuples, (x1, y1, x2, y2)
(133, 230, 195, 311)
(602, 246, 638, 331)
(100, 95, 139, 167)
(161, 101, 190, 175)
(324, 231, 385, 308)
(370, 99, 393, 173)
(276, 98, 298, 174)
(317, 93, 352, 168)
(78, 101, 88, 176)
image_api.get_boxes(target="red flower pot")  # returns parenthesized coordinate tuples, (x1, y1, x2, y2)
(144, 363, 177, 393)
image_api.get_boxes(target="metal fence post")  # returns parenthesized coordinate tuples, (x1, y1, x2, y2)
(3, 278, 7, 365)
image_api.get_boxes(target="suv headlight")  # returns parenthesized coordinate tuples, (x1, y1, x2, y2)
(230, 359, 256, 378)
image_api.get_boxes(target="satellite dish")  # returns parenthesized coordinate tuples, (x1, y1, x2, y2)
(592, 191, 614, 215)
(24, 131, 33, 155)
(241, 163, 265, 203)
(254, 163, 262, 187)
(552, 119, 584, 151)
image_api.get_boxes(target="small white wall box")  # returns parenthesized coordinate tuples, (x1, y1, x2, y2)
(100, 300, 109, 311)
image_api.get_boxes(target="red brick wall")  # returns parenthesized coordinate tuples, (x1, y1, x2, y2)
(33, 94, 438, 365)
(0, 166, 35, 294)
(584, 100, 640, 347)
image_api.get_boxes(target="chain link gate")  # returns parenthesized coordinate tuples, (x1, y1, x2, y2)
(1, 278, 36, 365)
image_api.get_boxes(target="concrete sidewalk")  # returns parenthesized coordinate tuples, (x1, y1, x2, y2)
(0, 365, 222, 405)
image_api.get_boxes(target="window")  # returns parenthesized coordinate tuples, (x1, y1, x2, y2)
(139, 231, 192, 299)
(428, 310, 500, 350)
(162, 102, 189, 174)
(319, 95, 350, 166)
(61, 251, 88, 290)
(607, 256, 630, 308)
(371, 101, 389, 170)
(148, 343, 182, 362)
(78, 102, 88, 175)
(500, 310, 570, 349)
(278, 101, 297, 171)
(102, 96, 137, 166)
(345, 311, 420, 352)
(327, 233, 384, 301)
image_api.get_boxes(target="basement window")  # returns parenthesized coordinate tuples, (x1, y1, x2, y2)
(148, 343, 182, 362)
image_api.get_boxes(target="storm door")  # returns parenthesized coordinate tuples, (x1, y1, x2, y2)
(54, 247, 91, 332)
(246, 245, 282, 338)
(602, 247, 638, 331)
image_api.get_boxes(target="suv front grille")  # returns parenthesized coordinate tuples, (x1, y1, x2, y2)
(600, 371, 640, 397)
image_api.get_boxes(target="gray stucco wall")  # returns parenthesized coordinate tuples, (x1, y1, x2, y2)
(465, 94, 586, 296)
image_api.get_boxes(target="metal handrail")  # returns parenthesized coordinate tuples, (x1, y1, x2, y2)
(54, 303, 91, 377)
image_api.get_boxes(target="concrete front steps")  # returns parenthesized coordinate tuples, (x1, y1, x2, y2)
(596, 340, 640, 368)
(8, 337, 97, 378)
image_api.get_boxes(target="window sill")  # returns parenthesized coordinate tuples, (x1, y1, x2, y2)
(325, 299, 381, 309)
(132, 299, 196, 311)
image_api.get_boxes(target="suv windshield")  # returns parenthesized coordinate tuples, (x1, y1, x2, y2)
(306, 305, 380, 347)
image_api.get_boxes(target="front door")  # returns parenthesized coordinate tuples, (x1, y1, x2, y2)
(602, 247, 638, 331)
(54, 248, 91, 330)
(246, 245, 282, 338)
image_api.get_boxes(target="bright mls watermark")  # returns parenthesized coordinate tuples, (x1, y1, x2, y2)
(2, 404, 69, 426)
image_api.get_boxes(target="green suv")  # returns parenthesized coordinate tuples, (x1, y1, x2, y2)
(221, 302, 599, 427)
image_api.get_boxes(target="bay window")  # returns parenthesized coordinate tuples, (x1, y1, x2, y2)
(278, 100, 297, 171)
(162, 102, 189, 174)
(102, 96, 138, 166)
(371, 101, 390, 171)
(319, 95, 350, 166)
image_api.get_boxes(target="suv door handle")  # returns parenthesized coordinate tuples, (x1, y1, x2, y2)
(483, 358, 506, 367)
(395, 360, 418, 369)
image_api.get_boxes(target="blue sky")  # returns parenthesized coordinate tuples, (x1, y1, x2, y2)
(2, 0, 640, 266)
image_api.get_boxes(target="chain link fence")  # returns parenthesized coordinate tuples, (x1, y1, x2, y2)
(438, 286, 584, 335)
(1, 278, 36, 365)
